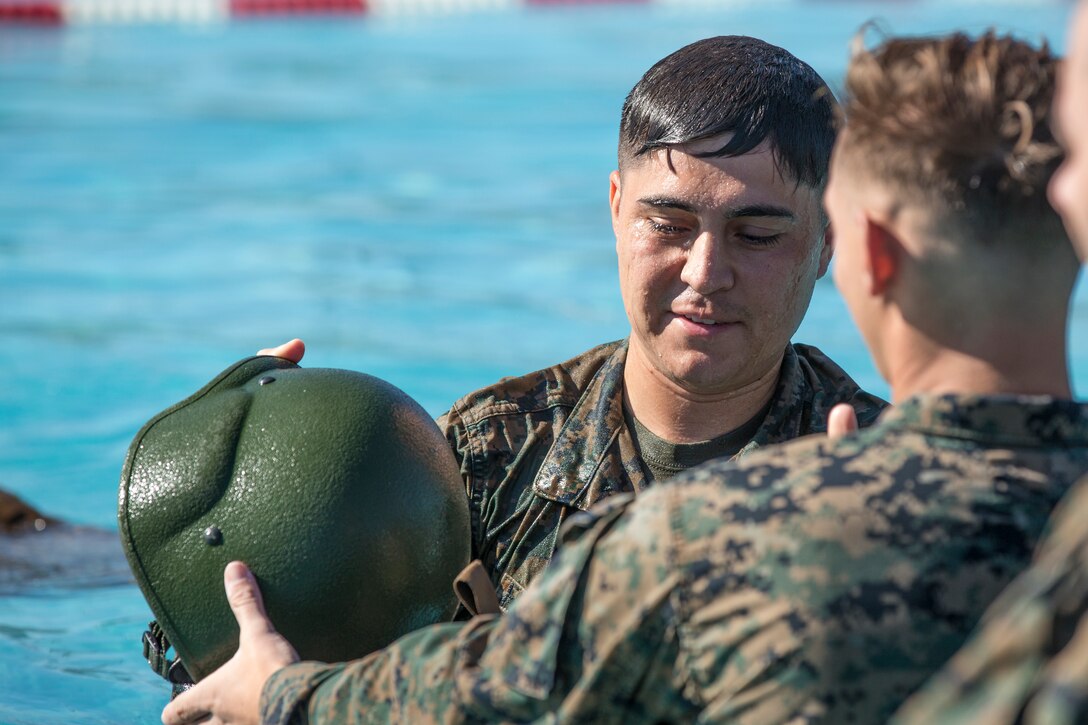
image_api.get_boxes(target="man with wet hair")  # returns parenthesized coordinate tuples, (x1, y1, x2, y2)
(617, 35, 832, 187)
(265, 35, 884, 611)
(889, 8, 1088, 724)
(164, 29, 1088, 725)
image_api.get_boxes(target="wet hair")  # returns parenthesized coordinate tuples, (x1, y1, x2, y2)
(618, 36, 837, 189)
(839, 30, 1064, 244)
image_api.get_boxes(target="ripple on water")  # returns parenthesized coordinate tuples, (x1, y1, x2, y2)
(0, 583, 166, 724)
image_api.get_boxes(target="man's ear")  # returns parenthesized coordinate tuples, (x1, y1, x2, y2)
(817, 224, 834, 278)
(864, 215, 900, 295)
(609, 170, 622, 230)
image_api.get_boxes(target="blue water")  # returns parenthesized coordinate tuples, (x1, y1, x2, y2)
(0, 2, 1081, 722)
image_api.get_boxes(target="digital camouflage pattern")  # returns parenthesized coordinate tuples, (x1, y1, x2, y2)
(891, 475, 1088, 725)
(261, 394, 1088, 725)
(437, 338, 887, 609)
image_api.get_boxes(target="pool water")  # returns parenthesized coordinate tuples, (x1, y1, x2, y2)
(0, 2, 1080, 722)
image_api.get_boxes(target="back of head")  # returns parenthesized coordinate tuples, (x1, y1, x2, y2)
(839, 30, 1067, 254)
(618, 35, 836, 188)
(119, 356, 470, 683)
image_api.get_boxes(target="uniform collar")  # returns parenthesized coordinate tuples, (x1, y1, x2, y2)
(880, 394, 1088, 446)
(531, 340, 634, 507)
(532, 343, 814, 508)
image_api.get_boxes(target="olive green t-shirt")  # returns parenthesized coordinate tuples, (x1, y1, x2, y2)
(625, 399, 773, 482)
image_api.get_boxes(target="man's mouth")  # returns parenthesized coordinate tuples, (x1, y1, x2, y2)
(672, 312, 738, 334)
(683, 314, 724, 326)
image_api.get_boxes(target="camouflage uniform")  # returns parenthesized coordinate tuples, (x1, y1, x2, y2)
(437, 338, 887, 608)
(261, 394, 1088, 725)
(891, 476, 1088, 725)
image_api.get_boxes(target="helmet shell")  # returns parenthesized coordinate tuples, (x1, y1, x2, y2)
(118, 356, 470, 681)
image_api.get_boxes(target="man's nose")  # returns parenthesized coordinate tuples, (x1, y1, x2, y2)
(679, 232, 736, 295)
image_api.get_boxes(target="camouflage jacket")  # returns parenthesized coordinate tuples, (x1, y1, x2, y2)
(261, 394, 1088, 725)
(891, 474, 1088, 725)
(437, 338, 887, 609)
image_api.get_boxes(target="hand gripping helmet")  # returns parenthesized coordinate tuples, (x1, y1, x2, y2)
(118, 356, 470, 687)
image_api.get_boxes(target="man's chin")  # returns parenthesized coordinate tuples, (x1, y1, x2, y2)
(658, 344, 787, 398)
(662, 360, 747, 396)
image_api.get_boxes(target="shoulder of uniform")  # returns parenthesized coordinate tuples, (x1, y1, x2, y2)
(789, 343, 862, 389)
(678, 423, 898, 501)
(446, 340, 625, 427)
(665, 427, 891, 544)
(789, 343, 889, 424)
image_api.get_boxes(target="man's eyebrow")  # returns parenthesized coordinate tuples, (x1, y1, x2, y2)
(637, 197, 797, 221)
(638, 197, 698, 214)
(727, 204, 796, 221)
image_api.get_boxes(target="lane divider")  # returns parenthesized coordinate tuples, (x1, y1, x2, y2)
(0, 0, 655, 23)
(365, 0, 517, 15)
(0, 1, 64, 23)
(62, 0, 225, 23)
(230, 0, 365, 15)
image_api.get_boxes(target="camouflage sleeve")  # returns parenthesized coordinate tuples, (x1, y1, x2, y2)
(890, 480, 1088, 724)
(461, 492, 697, 724)
(260, 620, 483, 725)
(259, 492, 698, 724)
(788, 343, 890, 430)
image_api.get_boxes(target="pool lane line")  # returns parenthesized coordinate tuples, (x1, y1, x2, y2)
(0, 1, 63, 22)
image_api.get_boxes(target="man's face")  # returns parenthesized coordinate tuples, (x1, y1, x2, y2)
(611, 137, 831, 396)
(1050, 3, 1088, 260)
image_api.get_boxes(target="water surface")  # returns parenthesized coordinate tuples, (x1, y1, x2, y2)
(0, 3, 1079, 721)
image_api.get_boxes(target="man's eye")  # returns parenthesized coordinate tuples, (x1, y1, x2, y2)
(740, 233, 783, 246)
(648, 220, 689, 235)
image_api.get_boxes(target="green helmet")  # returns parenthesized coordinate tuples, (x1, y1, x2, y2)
(118, 356, 470, 684)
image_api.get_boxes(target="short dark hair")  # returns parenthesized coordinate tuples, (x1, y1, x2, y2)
(840, 30, 1063, 244)
(618, 36, 837, 188)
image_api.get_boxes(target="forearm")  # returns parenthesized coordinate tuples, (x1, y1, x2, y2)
(260, 621, 476, 725)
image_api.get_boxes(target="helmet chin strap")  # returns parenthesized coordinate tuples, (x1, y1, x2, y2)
(142, 620, 194, 699)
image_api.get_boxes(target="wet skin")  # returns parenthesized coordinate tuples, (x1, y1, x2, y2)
(611, 137, 832, 400)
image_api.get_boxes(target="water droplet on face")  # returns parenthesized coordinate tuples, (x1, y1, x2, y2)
(258, 376, 276, 386)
